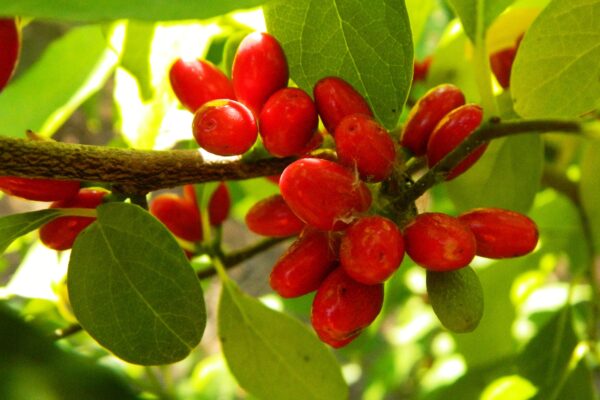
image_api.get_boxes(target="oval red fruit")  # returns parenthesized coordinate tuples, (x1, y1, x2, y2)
(490, 47, 517, 89)
(192, 99, 258, 156)
(259, 87, 318, 157)
(39, 188, 108, 251)
(270, 229, 338, 298)
(334, 114, 396, 182)
(313, 76, 373, 134)
(0, 18, 20, 92)
(150, 194, 202, 242)
(279, 158, 372, 231)
(183, 182, 231, 226)
(412, 56, 432, 83)
(169, 58, 235, 112)
(401, 84, 465, 156)
(403, 212, 476, 272)
(245, 194, 305, 237)
(0, 177, 80, 202)
(340, 216, 404, 284)
(458, 208, 538, 258)
(311, 267, 384, 347)
(232, 32, 289, 115)
(426, 104, 486, 180)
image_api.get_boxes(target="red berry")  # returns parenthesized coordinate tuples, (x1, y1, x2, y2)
(0, 177, 80, 202)
(334, 114, 396, 182)
(412, 56, 432, 82)
(403, 213, 476, 272)
(259, 88, 318, 157)
(458, 208, 539, 258)
(183, 182, 231, 226)
(340, 216, 404, 285)
(39, 188, 108, 251)
(490, 47, 517, 89)
(169, 58, 235, 112)
(0, 18, 20, 92)
(401, 84, 465, 156)
(192, 99, 258, 156)
(150, 194, 202, 242)
(426, 104, 486, 180)
(232, 32, 289, 115)
(279, 158, 372, 231)
(270, 229, 338, 298)
(245, 194, 305, 237)
(313, 76, 373, 134)
(311, 267, 384, 347)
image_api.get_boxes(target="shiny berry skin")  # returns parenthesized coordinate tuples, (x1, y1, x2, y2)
(458, 208, 539, 258)
(39, 189, 108, 251)
(183, 182, 231, 226)
(334, 114, 396, 182)
(426, 104, 486, 180)
(403, 213, 476, 272)
(311, 267, 384, 347)
(490, 47, 517, 89)
(169, 58, 235, 112)
(340, 216, 404, 285)
(270, 229, 338, 298)
(245, 194, 305, 237)
(150, 194, 202, 242)
(232, 32, 289, 115)
(0, 18, 20, 92)
(192, 99, 258, 156)
(313, 76, 373, 134)
(0, 177, 80, 202)
(401, 84, 465, 156)
(259, 88, 318, 157)
(279, 158, 372, 231)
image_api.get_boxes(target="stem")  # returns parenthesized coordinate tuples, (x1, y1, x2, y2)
(53, 323, 83, 340)
(403, 118, 584, 207)
(0, 136, 294, 193)
(196, 236, 289, 280)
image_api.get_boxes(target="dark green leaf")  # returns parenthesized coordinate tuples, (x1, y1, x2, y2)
(446, 0, 516, 42)
(0, 209, 62, 254)
(68, 203, 206, 365)
(554, 356, 597, 400)
(512, 0, 600, 118)
(0, 25, 118, 138)
(0, 1, 267, 22)
(264, 0, 413, 129)
(446, 134, 543, 214)
(0, 303, 137, 400)
(120, 21, 156, 101)
(218, 280, 348, 400)
(581, 142, 600, 253)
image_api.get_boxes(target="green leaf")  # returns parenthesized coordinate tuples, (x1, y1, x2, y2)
(555, 356, 597, 400)
(446, 0, 516, 42)
(0, 25, 118, 138)
(218, 280, 348, 400)
(581, 142, 600, 253)
(120, 21, 156, 101)
(0, 209, 62, 255)
(0, 1, 267, 22)
(446, 134, 543, 214)
(68, 203, 206, 365)
(264, 0, 413, 129)
(511, 0, 600, 118)
(517, 306, 578, 399)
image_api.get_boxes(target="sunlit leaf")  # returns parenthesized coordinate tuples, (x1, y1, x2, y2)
(512, 0, 600, 118)
(218, 279, 348, 400)
(264, 0, 413, 129)
(580, 142, 600, 252)
(68, 203, 206, 365)
(0, 209, 62, 255)
(120, 21, 156, 101)
(447, 0, 516, 42)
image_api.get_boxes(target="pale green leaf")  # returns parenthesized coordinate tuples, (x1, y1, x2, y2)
(512, 0, 600, 118)
(0, 1, 266, 22)
(120, 21, 156, 101)
(581, 141, 600, 252)
(447, 0, 516, 42)
(0, 209, 62, 254)
(264, 0, 413, 129)
(218, 280, 348, 400)
(0, 25, 119, 138)
(68, 203, 206, 365)
(446, 134, 543, 214)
